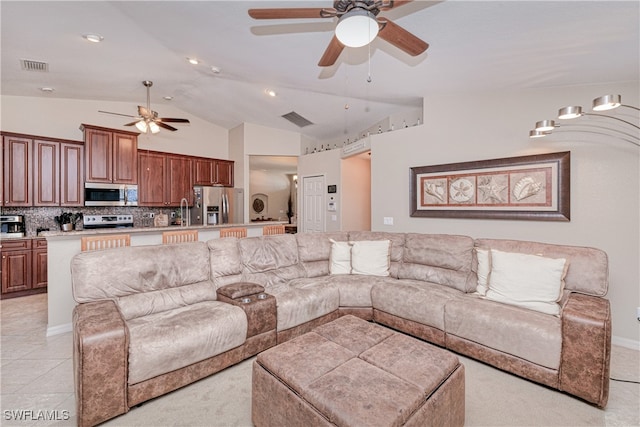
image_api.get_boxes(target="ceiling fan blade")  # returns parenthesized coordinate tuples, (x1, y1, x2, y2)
(249, 8, 335, 19)
(156, 121, 178, 132)
(378, 19, 429, 56)
(158, 118, 190, 123)
(123, 120, 141, 127)
(318, 36, 345, 67)
(98, 110, 137, 118)
(382, 0, 413, 10)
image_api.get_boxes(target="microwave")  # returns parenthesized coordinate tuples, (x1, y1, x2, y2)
(84, 183, 138, 207)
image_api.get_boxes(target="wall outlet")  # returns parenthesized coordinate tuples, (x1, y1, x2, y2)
(383, 217, 394, 226)
(149, 212, 155, 219)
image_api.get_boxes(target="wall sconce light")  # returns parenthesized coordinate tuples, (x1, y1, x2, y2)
(530, 94, 639, 146)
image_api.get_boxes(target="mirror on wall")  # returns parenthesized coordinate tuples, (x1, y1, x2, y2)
(249, 156, 298, 224)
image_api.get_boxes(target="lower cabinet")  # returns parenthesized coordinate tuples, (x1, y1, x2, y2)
(1, 238, 47, 298)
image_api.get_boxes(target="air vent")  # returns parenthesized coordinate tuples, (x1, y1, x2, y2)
(20, 59, 49, 72)
(281, 111, 313, 128)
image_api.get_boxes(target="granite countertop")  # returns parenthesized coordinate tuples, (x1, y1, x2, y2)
(39, 221, 287, 238)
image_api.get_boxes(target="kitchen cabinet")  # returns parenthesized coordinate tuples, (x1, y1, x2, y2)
(1, 238, 48, 298)
(2, 132, 84, 207)
(138, 150, 193, 207)
(82, 124, 138, 184)
(3, 135, 32, 207)
(193, 158, 234, 187)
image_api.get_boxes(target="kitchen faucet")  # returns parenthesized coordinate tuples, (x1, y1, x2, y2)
(180, 198, 190, 227)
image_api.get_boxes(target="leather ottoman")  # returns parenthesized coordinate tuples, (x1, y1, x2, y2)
(252, 315, 464, 427)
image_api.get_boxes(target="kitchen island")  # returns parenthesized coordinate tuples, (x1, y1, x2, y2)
(41, 222, 286, 336)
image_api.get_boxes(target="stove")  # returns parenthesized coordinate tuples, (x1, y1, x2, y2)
(83, 214, 134, 229)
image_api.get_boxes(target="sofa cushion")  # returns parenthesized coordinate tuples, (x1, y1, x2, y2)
(398, 233, 475, 292)
(351, 240, 391, 277)
(126, 301, 247, 385)
(445, 295, 562, 370)
(208, 237, 243, 277)
(297, 232, 349, 277)
(371, 280, 462, 330)
(267, 281, 340, 331)
(326, 275, 399, 307)
(474, 248, 491, 296)
(475, 238, 608, 296)
(72, 242, 211, 303)
(485, 249, 567, 316)
(239, 234, 306, 286)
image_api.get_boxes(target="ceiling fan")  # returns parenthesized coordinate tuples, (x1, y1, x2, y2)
(98, 80, 190, 133)
(248, 0, 429, 67)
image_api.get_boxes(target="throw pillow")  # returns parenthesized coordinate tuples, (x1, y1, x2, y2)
(485, 249, 568, 316)
(351, 240, 391, 277)
(329, 239, 352, 275)
(475, 248, 491, 296)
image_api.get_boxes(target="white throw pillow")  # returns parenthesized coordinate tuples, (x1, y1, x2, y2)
(485, 249, 567, 316)
(329, 239, 352, 275)
(351, 240, 391, 277)
(475, 248, 491, 296)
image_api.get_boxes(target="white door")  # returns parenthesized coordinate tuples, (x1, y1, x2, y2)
(302, 175, 325, 233)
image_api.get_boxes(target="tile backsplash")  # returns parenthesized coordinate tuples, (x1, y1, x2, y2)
(1, 206, 177, 237)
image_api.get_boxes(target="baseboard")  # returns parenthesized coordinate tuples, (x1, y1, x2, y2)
(47, 322, 72, 337)
(612, 335, 640, 351)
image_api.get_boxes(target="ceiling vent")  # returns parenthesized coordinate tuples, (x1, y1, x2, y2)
(281, 111, 313, 128)
(20, 59, 49, 72)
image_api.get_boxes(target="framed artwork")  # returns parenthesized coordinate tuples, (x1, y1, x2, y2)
(410, 151, 570, 221)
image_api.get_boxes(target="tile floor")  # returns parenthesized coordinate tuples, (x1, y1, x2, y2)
(1, 293, 639, 427)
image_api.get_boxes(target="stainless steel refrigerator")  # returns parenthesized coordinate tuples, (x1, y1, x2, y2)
(191, 186, 244, 225)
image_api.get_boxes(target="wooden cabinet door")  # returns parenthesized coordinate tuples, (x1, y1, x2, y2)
(215, 160, 234, 187)
(84, 128, 112, 183)
(113, 132, 138, 184)
(193, 158, 214, 185)
(32, 239, 48, 289)
(165, 155, 193, 206)
(1, 244, 32, 294)
(33, 139, 60, 206)
(3, 136, 32, 206)
(138, 151, 166, 206)
(60, 143, 84, 206)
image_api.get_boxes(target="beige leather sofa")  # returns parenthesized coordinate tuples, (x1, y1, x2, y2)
(71, 231, 611, 426)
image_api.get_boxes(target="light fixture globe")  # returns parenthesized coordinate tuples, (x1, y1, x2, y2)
(558, 106, 583, 119)
(335, 9, 379, 48)
(135, 121, 148, 133)
(592, 94, 622, 111)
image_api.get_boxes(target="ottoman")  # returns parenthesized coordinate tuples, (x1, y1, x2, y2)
(252, 315, 464, 427)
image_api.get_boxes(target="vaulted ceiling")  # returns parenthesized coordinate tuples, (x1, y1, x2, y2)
(2, 1, 638, 142)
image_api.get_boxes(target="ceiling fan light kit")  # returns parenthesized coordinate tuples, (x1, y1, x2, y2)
(335, 10, 379, 48)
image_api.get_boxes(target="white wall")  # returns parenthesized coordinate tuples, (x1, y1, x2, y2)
(370, 81, 639, 346)
(342, 154, 371, 231)
(1, 95, 229, 158)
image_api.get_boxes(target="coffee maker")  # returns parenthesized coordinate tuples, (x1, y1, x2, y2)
(0, 215, 25, 238)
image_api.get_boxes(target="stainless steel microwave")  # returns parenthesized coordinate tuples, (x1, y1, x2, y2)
(84, 183, 138, 206)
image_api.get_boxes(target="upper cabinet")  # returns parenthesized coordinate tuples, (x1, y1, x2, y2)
(138, 150, 193, 207)
(81, 124, 138, 184)
(3, 135, 32, 207)
(2, 132, 85, 207)
(193, 158, 234, 187)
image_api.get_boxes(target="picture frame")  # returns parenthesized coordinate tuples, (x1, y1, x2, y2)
(410, 151, 570, 221)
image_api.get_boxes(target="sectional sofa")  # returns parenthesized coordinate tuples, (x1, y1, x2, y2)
(71, 231, 611, 427)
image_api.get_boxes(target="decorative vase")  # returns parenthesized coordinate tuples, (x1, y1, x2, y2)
(62, 223, 74, 231)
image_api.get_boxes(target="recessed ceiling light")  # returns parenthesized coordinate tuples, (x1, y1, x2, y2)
(210, 66, 221, 74)
(82, 34, 104, 43)
(163, 96, 173, 101)
(265, 89, 277, 97)
(187, 57, 199, 65)
(40, 87, 55, 92)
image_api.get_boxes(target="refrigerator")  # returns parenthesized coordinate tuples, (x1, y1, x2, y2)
(191, 186, 244, 226)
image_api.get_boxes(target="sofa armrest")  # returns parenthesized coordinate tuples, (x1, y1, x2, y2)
(559, 292, 611, 408)
(73, 300, 129, 427)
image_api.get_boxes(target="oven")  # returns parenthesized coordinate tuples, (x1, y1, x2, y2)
(83, 214, 134, 229)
